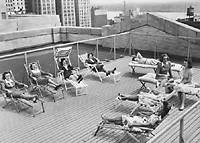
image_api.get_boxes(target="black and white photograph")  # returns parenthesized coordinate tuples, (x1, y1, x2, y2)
(0, 0, 200, 142)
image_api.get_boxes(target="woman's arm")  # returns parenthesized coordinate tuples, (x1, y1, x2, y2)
(181, 70, 192, 84)
(1, 83, 12, 93)
(41, 70, 53, 77)
(168, 62, 173, 78)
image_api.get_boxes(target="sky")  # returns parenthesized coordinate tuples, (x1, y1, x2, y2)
(90, 0, 198, 5)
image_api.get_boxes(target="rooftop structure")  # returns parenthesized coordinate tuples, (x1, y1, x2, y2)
(1, 12, 200, 143)
(91, 9, 107, 27)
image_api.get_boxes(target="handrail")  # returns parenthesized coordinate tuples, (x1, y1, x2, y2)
(147, 101, 200, 143)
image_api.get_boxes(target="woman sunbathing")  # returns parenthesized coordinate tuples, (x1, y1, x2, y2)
(168, 58, 200, 110)
(30, 63, 62, 90)
(156, 54, 173, 81)
(1, 71, 38, 103)
(132, 52, 159, 65)
(86, 53, 116, 76)
(59, 58, 83, 83)
(102, 101, 171, 128)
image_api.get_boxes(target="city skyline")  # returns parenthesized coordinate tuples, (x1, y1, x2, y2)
(90, 0, 198, 4)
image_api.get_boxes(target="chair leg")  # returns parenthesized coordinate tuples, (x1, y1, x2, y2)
(94, 121, 105, 136)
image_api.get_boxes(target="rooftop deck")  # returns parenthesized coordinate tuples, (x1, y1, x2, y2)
(0, 56, 200, 143)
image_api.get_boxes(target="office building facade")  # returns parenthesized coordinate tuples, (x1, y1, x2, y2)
(6, 0, 25, 14)
(56, 0, 76, 26)
(26, 0, 56, 15)
(74, 0, 91, 27)
(0, 0, 7, 19)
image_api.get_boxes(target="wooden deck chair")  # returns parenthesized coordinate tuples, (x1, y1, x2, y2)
(78, 53, 121, 83)
(94, 101, 172, 143)
(24, 61, 64, 102)
(0, 70, 45, 117)
(54, 47, 88, 96)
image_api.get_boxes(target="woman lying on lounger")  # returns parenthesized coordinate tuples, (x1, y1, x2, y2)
(1, 71, 38, 103)
(86, 53, 116, 76)
(30, 63, 62, 90)
(132, 52, 159, 65)
(101, 101, 171, 128)
(59, 58, 83, 83)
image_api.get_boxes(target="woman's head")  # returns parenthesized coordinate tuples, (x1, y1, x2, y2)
(2, 71, 11, 80)
(183, 58, 192, 69)
(160, 54, 169, 63)
(60, 58, 69, 67)
(87, 53, 94, 59)
(30, 63, 38, 70)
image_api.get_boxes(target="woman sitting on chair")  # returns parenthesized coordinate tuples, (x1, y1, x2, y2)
(155, 54, 173, 86)
(86, 53, 116, 76)
(1, 71, 38, 103)
(30, 63, 62, 90)
(101, 101, 171, 128)
(169, 58, 199, 111)
(59, 58, 83, 83)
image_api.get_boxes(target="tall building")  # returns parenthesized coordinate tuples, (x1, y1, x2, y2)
(56, 0, 76, 26)
(6, 0, 26, 14)
(74, 0, 91, 27)
(56, 0, 91, 27)
(26, 0, 56, 15)
(0, 0, 7, 19)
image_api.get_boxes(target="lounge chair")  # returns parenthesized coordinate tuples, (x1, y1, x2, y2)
(24, 61, 65, 102)
(129, 61, 183, 77)
(0, 70, 45, 117)
(78, 53, 121, 83)
(94, 101, 172, 143)
(54, 47, 88, 96)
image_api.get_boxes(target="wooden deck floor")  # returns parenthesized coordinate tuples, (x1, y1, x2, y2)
(0, 56, 200, 143)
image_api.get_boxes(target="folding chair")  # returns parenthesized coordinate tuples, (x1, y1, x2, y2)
(78, 53, 121, 83)
(54, 47, 88, 96)
(24, 61, 65, 102)
(94, 100, 172, 143)
(0, 71, 45, 117)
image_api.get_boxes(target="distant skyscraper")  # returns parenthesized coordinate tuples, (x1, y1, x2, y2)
(26, 0, 56, 15)
(6, 0, 25, 14)
(0, 0, 7, 19)
(74, 0, 91, 27)
(56, 0, 76, 26)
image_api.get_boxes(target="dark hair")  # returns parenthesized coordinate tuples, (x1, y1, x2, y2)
(60, 58, 66, 67)
(30, 63, 37, 70)
(160, 54, 169, 62)
(184, 58, 192, 69)
(87, 53, 94, 58)
(132, 55, 137, 61)
(2, 71, 11, 80)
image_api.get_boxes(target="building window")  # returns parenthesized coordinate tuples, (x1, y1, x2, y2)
(1, 12, 7, 19)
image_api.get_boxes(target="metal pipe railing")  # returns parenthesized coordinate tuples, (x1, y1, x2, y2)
(147, 101, 200, 143)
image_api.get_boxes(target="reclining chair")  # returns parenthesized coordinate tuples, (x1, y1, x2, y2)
(24, 61, 64, 102)
(54, 47, 88, 96)
(94, 101, 172, 143)
(0, 70, 45, 117)
(78, 53, 121, 83)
